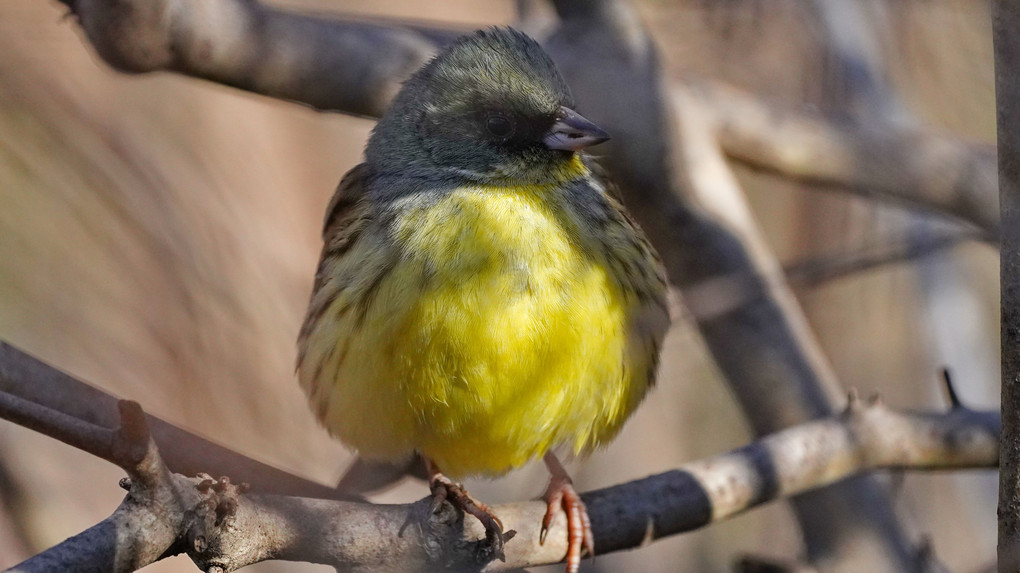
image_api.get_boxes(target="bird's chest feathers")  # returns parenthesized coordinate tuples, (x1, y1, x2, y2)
(394, 187, 588, 292)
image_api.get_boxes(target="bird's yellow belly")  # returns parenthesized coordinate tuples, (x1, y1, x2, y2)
(310, 187, 647, 477)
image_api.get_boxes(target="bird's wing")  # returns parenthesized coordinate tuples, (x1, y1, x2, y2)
(586, 156, 670, 302)
(586, 158, 672, 390)
(296, 163, 374, 371)
(307, 165, 432, 494)
(322, 162, 372, 239)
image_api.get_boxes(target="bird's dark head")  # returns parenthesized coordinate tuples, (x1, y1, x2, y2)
(367, 27, 609, 185)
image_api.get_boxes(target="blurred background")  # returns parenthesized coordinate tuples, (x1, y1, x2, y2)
(0, 0, 999, 571)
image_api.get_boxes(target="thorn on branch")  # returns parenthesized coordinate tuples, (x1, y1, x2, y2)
(941, 368, 965, 411)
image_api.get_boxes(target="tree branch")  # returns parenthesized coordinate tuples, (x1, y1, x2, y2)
(669, 85, 926, 571)
(63, 0, 443, 117)
(2, 360, 999, 571)
(993, 1, 1020, 570)
(784, 225, 982, 288)
(687, 80, 999, 238)
(9, 400, 184, 572)
(0, 342, 350, 501)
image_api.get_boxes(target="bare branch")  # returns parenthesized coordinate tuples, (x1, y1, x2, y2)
(687, 80, 999, 238)
(784, 3, 957, 568)
(4, 376, 999, 571)
(0, 341, 349, 500)
(669, 78, 923, 571)
(9, 400, 185, 572)
(0, 386, 116, 462)
(993, 0, 1020, 569)
(784, 225, 982, 287)
(64, 0, 442, 117)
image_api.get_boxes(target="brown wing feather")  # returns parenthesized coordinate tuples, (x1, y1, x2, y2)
(585, 158, 671, 390)
(322, 163, 371, 238)
(296, 163, 373, 371)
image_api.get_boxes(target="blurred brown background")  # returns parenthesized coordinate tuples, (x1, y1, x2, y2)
(0, 1, 998, 571)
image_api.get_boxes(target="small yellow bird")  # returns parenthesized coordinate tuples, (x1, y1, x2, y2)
(297, 27, 668, 571)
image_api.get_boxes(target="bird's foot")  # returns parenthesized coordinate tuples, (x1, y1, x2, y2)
(429, 472, 515, 561)
(541, 454, 594, 573)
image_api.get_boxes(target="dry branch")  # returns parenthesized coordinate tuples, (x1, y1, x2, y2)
(1, 347, 999, 571)
(993, 1, 1020, 570)
(9, 401, 184, 572)
(780, 3, 943, 568)
(670, 87, 923, 569)
(784, 219, 982, 287)
(687, 80, 1000, 238)
(63, 0, 440, 117)
(0, 342, 349, 501)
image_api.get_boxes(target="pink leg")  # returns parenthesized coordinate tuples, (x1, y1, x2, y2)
(541, 452, 594, 573)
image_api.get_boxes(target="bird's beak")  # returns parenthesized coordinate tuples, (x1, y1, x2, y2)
(543, 106, 610, 151)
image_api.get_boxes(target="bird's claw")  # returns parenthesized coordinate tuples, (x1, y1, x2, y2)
(541, 475, 594, 573)
(429, 474, 514, 561)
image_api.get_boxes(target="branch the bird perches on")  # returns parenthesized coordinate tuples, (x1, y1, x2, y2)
(0, 343, 999, 571)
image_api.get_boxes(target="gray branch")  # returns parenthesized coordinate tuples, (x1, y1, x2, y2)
(993, 0, 1020, 570)
(689, 80, 999, 238)
(2, 355, 999, 572)
(670, 84, 920, 572)
(0, 342, 350, 501)
(783, 225, 980, 288)
(9, 401, 184, 572)
(66, 0, 440, 117)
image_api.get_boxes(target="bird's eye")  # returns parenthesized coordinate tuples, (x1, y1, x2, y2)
(485, 113, 514, 139)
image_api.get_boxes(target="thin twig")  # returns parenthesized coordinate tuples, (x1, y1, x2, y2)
(687, 80, 999, 238)
(784, 225, 981, 287)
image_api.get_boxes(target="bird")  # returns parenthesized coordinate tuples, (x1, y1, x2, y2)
(296, 27, 669, 572)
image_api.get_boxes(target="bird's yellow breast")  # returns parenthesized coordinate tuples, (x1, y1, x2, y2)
(303, 178, 652, 477)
